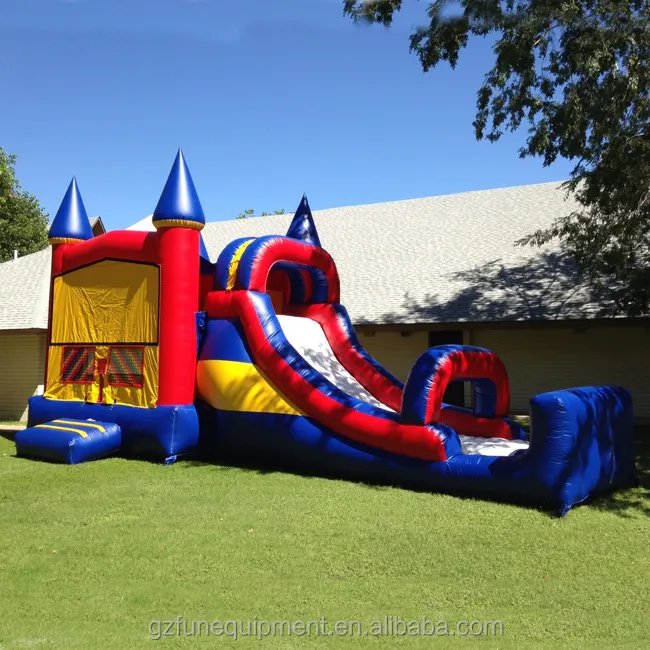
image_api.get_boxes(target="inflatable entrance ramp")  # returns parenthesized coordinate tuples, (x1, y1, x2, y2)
(15, 419, 121, 464)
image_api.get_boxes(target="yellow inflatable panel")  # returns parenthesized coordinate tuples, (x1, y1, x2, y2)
(196, 359, 303, 416)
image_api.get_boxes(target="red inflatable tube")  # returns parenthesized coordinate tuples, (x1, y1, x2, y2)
(53, 231, 158, 275)
(157, 228, 200, 405)
(423, 351, 510, 425)
(438, 407, 513, 440)
(239, 238, 340, 303)
(205, 291, 447, 462)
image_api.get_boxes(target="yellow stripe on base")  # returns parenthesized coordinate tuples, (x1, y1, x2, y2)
(226, 240, 254, 290)
(196, 359, 304, 416)
(35, 424, 88, 438)
(54, 419, 106, 432)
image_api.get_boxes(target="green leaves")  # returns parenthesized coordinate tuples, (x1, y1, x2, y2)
(343, 0, 650, 315)
(0, 148, 49, 263)
(235, 208, 285, 220)
(235, 208, 256, 220)
(343, 0, 404, 26)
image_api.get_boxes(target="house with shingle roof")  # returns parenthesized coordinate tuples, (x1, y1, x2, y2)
(89, 216, 106, 237)
(1, 181, 649, 422)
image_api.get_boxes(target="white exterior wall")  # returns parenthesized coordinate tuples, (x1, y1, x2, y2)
(355, 325, 650, 420)
(1, 325, 648, 422)
(357, 331, 429, 381)
(471, 325, 650, 419)
(0, 331, 46, 421)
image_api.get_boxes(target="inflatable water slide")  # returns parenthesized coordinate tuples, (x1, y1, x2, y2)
(17, 150, 637, 514)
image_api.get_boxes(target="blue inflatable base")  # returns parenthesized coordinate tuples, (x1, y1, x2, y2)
(197, 385, 637, 515)
(25, 385, 637, 513)
(15, 419, 121, 465)
(27, 396, 199, 463)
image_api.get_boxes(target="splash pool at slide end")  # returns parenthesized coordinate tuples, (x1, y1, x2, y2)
(18, 150, 638, 515)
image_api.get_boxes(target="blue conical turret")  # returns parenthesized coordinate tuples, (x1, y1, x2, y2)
(286, 194, 321, 247)
(48, 177, 93, 244)
(152, 149, 205, 231)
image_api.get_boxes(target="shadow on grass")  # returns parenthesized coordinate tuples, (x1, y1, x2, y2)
(8, 429, 646, 517)
(181, 448, 395, 492)
(585, 427, 650, 518)
(176, 425, 650, 519)
(177, 447, 566, 518)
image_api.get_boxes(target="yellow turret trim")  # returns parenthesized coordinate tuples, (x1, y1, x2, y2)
(152, 219, 204, 231)
(49, 237, 85, 245)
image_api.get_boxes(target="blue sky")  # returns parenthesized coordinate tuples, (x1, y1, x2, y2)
(2, 0, 573, 230)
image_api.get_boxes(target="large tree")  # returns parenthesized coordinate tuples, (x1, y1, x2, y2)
(344, 0, 650, 316)
(0, 148, 49, 263)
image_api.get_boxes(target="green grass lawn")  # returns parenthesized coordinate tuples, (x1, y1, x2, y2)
(1, 432, 649, 650)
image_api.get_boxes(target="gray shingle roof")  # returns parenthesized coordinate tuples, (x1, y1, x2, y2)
(0, 247, 51, 330)
(0, 181, 598, 331)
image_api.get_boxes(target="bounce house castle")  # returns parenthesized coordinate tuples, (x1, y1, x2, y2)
(15, 150, 637, 514)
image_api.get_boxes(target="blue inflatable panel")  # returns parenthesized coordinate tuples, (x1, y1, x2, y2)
(15, 419, 121, 465)
(525, 385, 637, 511)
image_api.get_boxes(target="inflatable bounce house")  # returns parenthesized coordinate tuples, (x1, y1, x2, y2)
(16, 150, 637, 514)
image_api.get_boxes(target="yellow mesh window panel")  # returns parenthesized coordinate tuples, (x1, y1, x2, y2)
(106, 346, 159, 408)
(45, 344, 158, 408)
(44, 345, 103, 403)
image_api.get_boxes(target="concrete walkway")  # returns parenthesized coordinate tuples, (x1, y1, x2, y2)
(0, 423, 25, 433)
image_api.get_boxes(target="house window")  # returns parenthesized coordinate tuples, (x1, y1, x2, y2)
(108, 346, 144, 388)
(61, 346, 96, 384)
(428, 330, 465, 408)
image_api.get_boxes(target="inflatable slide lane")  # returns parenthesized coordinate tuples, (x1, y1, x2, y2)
(196, 198, 637, 515)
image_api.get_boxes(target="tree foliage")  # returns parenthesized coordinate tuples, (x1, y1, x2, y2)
(236, 208, 285, 219)
(0, 148, 49, 263)
(343, 0, 650, 315)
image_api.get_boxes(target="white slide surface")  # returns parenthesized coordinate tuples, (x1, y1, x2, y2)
(277, 315, 391, 411)
(457, 435, 530, 457)
(276, 315, 530, 457)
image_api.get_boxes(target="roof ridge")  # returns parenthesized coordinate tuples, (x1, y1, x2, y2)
(308, 180, 570, 214)
(128, 180, 572, 229)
